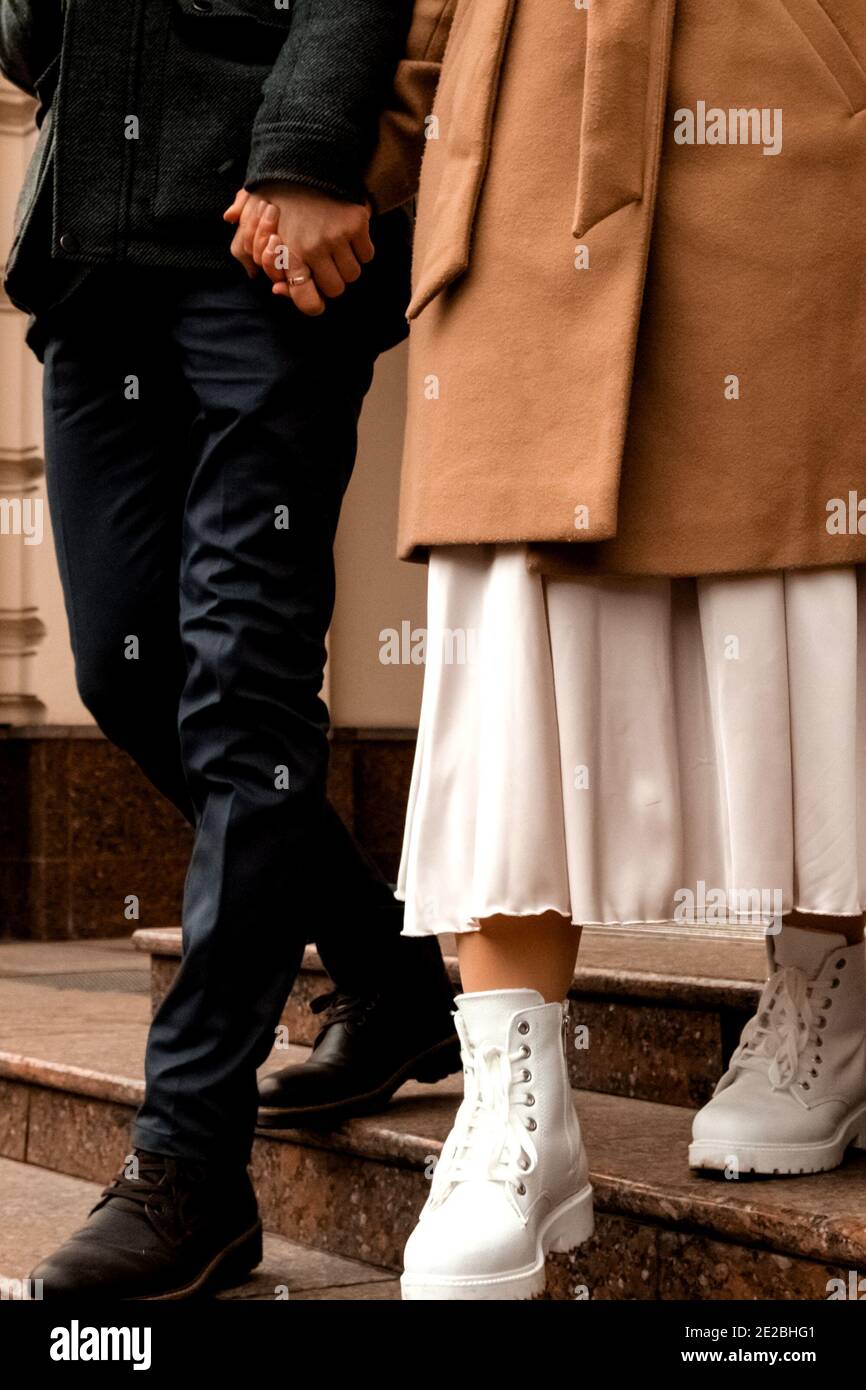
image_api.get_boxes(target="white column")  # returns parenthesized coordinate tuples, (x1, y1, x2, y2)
(0, 76, 46, 724)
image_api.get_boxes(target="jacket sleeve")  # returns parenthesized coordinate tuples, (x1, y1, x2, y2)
(244, 0, 414, 205)
(363, 0, 455, 216)
(0, 0, 63, 96)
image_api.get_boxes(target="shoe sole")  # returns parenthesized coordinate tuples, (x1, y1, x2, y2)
(688, 1101, 866, 1176)
(133, 1222, 263, 1301)
(399, 1183, 594, 1301)
(256, 1032, 462, 1130)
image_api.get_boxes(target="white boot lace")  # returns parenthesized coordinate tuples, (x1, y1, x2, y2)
(730, 964, 836, 1092)
(429, 1041, 538, 1215)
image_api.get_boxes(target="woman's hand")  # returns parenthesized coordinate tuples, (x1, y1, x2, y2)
(224, 184, 374, 317)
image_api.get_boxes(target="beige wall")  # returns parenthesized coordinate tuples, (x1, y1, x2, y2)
(0, 78, 424, 731)
(332, 342, 426, 728)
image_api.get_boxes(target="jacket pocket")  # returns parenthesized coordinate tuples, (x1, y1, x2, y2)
(406, 0, 517, 320)
(150, 1, 293, 226)
(174, 0, 294, 30)
(777, 0, 866, 112)
(572, 0, 677, 239)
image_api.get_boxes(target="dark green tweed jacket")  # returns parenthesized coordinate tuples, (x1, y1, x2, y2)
(0, 0, 413, 316)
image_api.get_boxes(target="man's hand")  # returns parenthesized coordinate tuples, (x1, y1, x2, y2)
(224, 185, 374, 317)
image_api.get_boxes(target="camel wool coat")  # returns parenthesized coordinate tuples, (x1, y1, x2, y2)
(396, 0, 866, 576)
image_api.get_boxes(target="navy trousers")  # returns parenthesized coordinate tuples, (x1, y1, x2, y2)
(41, 249, 409, 1164)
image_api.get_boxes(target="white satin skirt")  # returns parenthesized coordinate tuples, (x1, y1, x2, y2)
(396, 547, 866, 936)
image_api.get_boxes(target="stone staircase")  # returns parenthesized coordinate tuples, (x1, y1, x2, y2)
(1, 928, 865, 1300)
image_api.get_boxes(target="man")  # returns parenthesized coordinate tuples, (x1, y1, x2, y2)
(1, 0, 455, 1298)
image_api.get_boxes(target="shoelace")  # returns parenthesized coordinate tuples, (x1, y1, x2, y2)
(430, 1042, 537, 1209)
(310, 989, 380, 1045)
(730, 965, 829, 1091)
(95, 1150, 204, 1243)
(99, 1151, 180, 1209)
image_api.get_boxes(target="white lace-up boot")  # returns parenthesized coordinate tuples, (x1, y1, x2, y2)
(401, 989, 593, 1300)
(690, 927, 866, 1175)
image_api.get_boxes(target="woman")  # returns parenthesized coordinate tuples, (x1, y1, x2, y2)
(395, 0, 866, 1299)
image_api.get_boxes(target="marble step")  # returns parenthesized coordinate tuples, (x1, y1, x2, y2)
(0, 1157, 400, 1300)
(1, 972, 864, 1300)
(135, 925, 768, 1109)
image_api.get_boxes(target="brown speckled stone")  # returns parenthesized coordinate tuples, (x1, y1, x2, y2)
(4, 731, 418, 942)
(566, 998, 726, 1108)
(584, 1089, 866, 1270)
(0, 859, 71, 941)
(66, 741, 188, 859)
(25, 1088, 134, 1182)
(544, 1213, 659, 1300)
(353, 740, 415, 882)
(4, 963, 866, 1298)
(69, 855, 188, 939)
(326, 741, 356, 831)
(0, 1080, 29, 1161)
(251, 1136, 426, 1270)
(0, 741, 33, 861)
(0, 735, 191, 940)
(658, 1231, 863, 1301)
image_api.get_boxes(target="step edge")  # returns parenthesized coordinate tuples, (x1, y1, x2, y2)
(3, 1064, 864, 1271)
(0, 1050, 142, 1106)
(133, 930, 761, 1010)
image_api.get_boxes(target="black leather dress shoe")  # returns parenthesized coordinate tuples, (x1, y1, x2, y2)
(257, 984, 461, 1128)
(31, 1149, 262, 1299)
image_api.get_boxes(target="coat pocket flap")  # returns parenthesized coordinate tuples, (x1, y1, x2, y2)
(573, 0, 676, 239)
(407, 0, 517, 320)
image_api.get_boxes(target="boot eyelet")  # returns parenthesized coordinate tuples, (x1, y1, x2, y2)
(823, 998, 833, 1009)
(525, 1118, 537, 1131)
(836, 959, 846, 969)
(801, 1081, 810, 1090)
(818, 1018, 827, 1029)
(516, 1182, 527, 1196)
(519, 1045, 531, 1059)
(518, 1155, 530, 1171)
(517, 1021, 530, 1035)
(520, 1069, 532, 1083)
(524, 1094, 535, 1107)
(831, 979, 841, 989)
(810, 1069, 818, 1077)
(815, 1054, 822, 1064)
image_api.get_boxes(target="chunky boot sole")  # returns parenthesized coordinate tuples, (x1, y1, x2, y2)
(134, 1222, 263, 1301)
(689, 1102, 866, 1176)
(256, 1032, 462, 1129)
(400, 1183, 594, 1301)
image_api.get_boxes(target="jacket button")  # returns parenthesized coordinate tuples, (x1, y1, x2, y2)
(59, 233, 80, 253)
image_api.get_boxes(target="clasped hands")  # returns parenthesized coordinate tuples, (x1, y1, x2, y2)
(224, 183, 374, 317)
